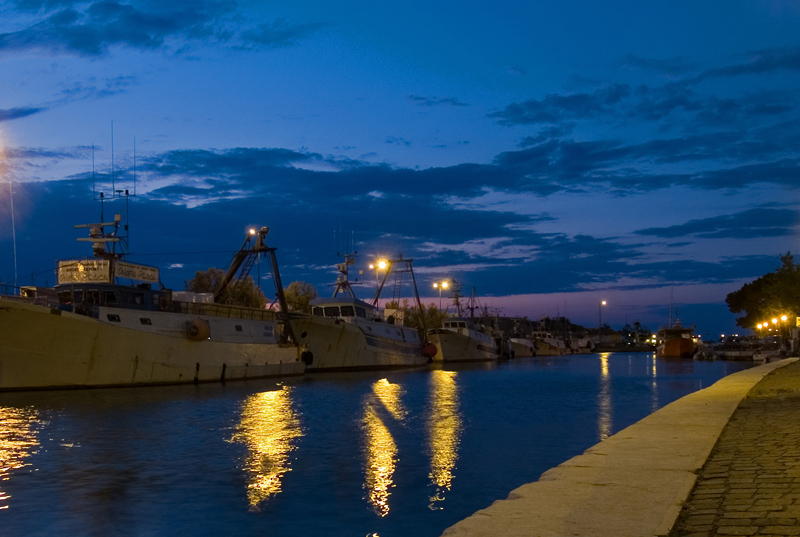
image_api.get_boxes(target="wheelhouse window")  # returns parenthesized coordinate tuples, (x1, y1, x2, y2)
(355, 307, 367, 318)
(324, 306, 340, 317)
(312, 307, 324, 317)
(103, 291, 117, 306)
(340, 305, 355, 317)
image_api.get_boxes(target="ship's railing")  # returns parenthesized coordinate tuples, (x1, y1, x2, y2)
(176, 301, 278, 322)
(0, 284, 60, 307)
(0, 283, 21, 299)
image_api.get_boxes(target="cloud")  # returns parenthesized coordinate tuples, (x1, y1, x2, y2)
(695, 46, 800, 81)
(620, 55, 697, 76)
(408, 95, 469, 107)
(4, 145, 91, 160)
(0, 106, 47, 122)
(1, 76, 137, 125)
(385, 136, 411, 146)
(490, 58, 797, 136)
(634, 207, 799, 239)
(0, 1, 322, 56)
(2, 143, 792, 318)
(238, 18, 326, 49)
(487, 84, 631, 125)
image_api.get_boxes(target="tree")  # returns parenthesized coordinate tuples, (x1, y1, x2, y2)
(385, 300, 449, 338)
(185, 267, 267, 308)
(284, 281, 318, 313)
(726, 252, 800, 329)
(621, 322, 652, 343)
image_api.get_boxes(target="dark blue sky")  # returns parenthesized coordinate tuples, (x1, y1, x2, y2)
(1, 0, 799, 338)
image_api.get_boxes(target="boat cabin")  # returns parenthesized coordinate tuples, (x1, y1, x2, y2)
(56, 283, 173, 313)
(310, 297, 403, 324)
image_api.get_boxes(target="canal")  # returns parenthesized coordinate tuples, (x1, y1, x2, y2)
(0, 353, 752, 536)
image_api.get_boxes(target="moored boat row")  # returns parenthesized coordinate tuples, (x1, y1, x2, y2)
(0, 218, 304, 391)
(7, 212, 678, 393)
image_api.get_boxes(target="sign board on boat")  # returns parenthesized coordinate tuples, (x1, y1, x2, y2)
(114, 261, 160, 283)
(58, 260, 112, 284)
(58, 259, 160, 284)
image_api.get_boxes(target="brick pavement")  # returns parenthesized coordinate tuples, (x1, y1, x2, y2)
(670, 359, 800, 537)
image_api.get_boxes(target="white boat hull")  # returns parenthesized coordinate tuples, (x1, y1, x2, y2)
(509, 337, 536, 358)
(428, 329, 500, 363)
(291, 314, 429, 370)
(535, 338, 569, 356)
(0, 298, 303, 390)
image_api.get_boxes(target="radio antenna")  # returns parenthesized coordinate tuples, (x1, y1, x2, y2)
(111, 120, 115, 194)
(92, 143, 96, 199)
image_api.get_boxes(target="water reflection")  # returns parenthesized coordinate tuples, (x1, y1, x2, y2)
(598, 353, 612, 440)
(650, 353, 660, 413)
(362, 379, 405, 517)
(0, 406, 42, 510)
(427, 370, 461, 509)
(230, 386, 302, 511)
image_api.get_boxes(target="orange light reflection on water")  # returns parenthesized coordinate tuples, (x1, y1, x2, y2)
(598, 353, 612, 440)
(229, 386, 302, 511)
(363, 378, 405, 517)
(427, 370, 461, 509)
(0, 406, 42, 510)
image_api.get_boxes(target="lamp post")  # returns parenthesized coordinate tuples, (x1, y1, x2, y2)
(598, 300, 607, 328)
(433, 280, 449, 309)
(369, 258, 387, 289)
(597, 300, 607, 344)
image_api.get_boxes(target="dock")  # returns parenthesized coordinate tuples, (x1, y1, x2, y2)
(441, 358, 800, 537)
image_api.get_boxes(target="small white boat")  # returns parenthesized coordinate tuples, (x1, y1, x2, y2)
(0, 217, 303, 391)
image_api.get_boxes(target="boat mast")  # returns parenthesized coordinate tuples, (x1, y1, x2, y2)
(332, 254, 358, 298)
(214, 227, 297, 342)
(372, 256, 428, 332)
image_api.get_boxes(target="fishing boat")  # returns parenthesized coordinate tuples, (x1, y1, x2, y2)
(427, 286, 502, 363)
(290, 255, 434, 370)
(531, 330, 570, 356)
(0, 216, 303, 391)
(508, 337, 536, 358)
(506, 319, 536, 358)
(655, 320, 696, 359)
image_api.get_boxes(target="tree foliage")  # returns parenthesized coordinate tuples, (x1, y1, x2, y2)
(185, 267, 267, 308)
(620, 322, 653, 342)
(726, 253, 800, 329)
(284, 281, 318, 313)
(386, 300, 449, 335)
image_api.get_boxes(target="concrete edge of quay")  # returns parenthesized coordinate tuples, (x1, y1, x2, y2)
(440, 357, 799, 537)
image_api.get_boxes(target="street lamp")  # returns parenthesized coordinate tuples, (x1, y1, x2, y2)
(599, 300, 607, 328)
(433, 280, 449, 309)
(369, 258, 388, 288)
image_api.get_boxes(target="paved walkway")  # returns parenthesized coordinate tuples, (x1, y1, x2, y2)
(441, 358, 797, 537)
(670, 359, 800, 537)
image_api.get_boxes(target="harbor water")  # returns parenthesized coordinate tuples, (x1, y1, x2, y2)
(0, 353, 752, 536)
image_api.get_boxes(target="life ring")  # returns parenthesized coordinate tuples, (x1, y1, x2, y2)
(186, 319, 211, 341)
